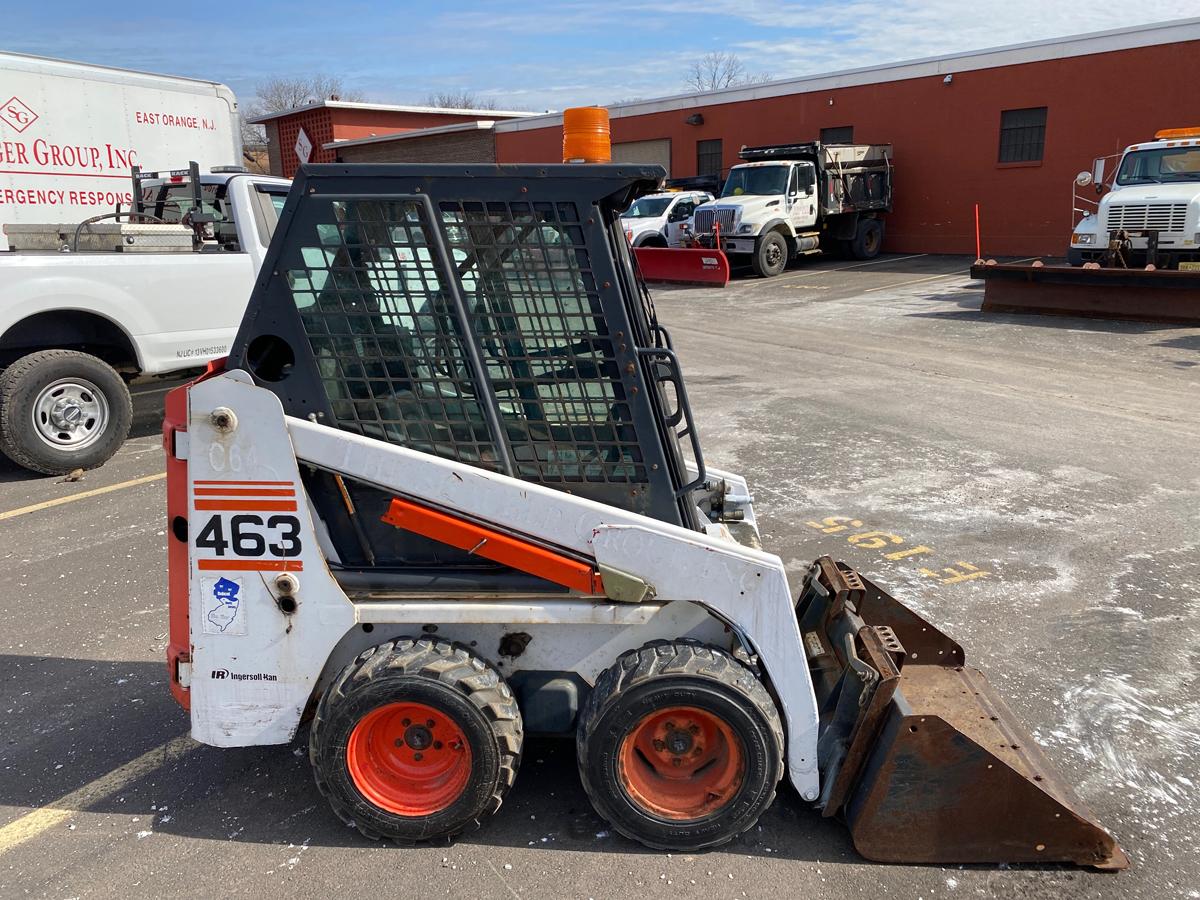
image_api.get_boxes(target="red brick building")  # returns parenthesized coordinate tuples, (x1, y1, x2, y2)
(249, 101, 530, 177)
(493, 19, 1198, 257)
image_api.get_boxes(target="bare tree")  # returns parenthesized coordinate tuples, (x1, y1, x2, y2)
(424, 90, 497, 110)
(685, 52, 770, 92)
(253, 75, 365, 113)
(241, 75, 366, 169)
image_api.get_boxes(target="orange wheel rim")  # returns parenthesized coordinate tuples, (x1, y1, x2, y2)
(618, 705, 745, 820)
(346, 702, 472, 816)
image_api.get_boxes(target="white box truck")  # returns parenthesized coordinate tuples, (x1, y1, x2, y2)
(0, 51, 242, 249)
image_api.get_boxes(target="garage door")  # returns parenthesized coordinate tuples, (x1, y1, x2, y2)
(612, 138, 671, 176)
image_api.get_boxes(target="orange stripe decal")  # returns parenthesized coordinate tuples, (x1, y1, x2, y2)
(194, 500, 298, 512)
(194, 480, 294, 486)
(197, 559, 304, 571)
(381, 498, 604, 595)
(194, 488, 296, 497)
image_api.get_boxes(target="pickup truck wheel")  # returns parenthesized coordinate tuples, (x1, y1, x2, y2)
(0, 350, 132, 475)
(752, 232, 788, 277)
(850, 219, 884, 260)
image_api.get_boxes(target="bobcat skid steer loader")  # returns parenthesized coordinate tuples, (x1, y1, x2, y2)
(163, 163, 1126, 868)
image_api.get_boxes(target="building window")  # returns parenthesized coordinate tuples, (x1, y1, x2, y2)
(820, 126, 854, 144)
(998, 107, 1047, 163)
(696, 139, 723, 177)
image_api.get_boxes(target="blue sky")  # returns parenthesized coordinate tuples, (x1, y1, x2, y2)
(3, 3, 1197, 111)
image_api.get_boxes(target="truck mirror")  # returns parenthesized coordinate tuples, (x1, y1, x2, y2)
(1074, 171, 1093, 187)
(1092, 158, 1106, 187)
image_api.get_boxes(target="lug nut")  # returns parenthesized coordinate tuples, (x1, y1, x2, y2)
(414, 752, 423, 762)
(394, 738, 404, 747)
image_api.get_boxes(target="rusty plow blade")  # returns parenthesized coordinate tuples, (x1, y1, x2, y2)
(796, 557, 1128, 870)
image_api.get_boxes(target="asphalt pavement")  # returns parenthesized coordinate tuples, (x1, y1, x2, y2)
(2, 253, 1197, 899)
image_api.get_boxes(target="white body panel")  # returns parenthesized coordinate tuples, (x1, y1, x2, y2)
(184, 372, 823, 801)
(0, 173, 290, 373)
(0, 51, 241, 248)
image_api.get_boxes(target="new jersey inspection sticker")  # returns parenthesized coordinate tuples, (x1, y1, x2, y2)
(201, 575, 246, 635)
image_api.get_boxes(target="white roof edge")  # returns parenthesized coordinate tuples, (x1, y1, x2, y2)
(323, 120, 496, 150)
(249, 100, 534, 124)
(496, 17, 1200, 133)
(0, 49, 234, 95)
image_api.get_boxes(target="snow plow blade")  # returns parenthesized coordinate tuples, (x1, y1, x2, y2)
(633, 246, 730, 286)
(797, 557, 1128, 870)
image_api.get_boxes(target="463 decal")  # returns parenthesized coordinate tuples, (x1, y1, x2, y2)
(192, 480, 304, 571)
(196, 514, 301, 558)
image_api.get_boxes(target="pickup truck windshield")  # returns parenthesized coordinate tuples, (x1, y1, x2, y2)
(721, 165, 789, 198)
(622, 197, 672, 218)
(1116, 147, 1200, 185)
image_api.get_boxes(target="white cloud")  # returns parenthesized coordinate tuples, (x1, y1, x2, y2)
(393, 3, 1200, 109)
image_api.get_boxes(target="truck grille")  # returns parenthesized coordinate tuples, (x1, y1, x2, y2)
(1104, 203, 1188, 233)
(694, 207, 736, 235)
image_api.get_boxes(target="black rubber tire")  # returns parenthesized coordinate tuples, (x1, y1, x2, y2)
(751, 231, 789, 277)
(850, 218, 884, 260)
(0, 350, 132, 475)
(309, 637, 522, 842)
(637, 234, 668, 248)
(576, 640, 784, 851)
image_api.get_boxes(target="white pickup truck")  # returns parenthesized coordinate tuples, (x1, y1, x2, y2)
(620, 190, 713, 248)
(0, 167, 290, 474)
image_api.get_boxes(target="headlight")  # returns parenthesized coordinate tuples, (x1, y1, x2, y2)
(1071, 233, 1095, 245)
(738, 223, 757, 234)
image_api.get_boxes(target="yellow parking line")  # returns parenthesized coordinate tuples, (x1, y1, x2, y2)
(0, 472, 166, 522)
(0, 735, 195, 855)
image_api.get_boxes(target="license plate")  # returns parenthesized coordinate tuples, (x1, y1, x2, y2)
(1179, 261, 1200, 271)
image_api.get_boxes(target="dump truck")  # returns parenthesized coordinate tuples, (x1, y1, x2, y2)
(690, 142, 892, 276)
(164, 162, 1125, 867)
(1069, 127, 1200, 269)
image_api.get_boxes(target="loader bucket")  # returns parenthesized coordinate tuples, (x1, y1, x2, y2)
(633, 246, 730, 286)
(797, 558, 1128, 870)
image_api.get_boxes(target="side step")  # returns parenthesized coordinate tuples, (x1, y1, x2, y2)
(797, 557, 1128, 869)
